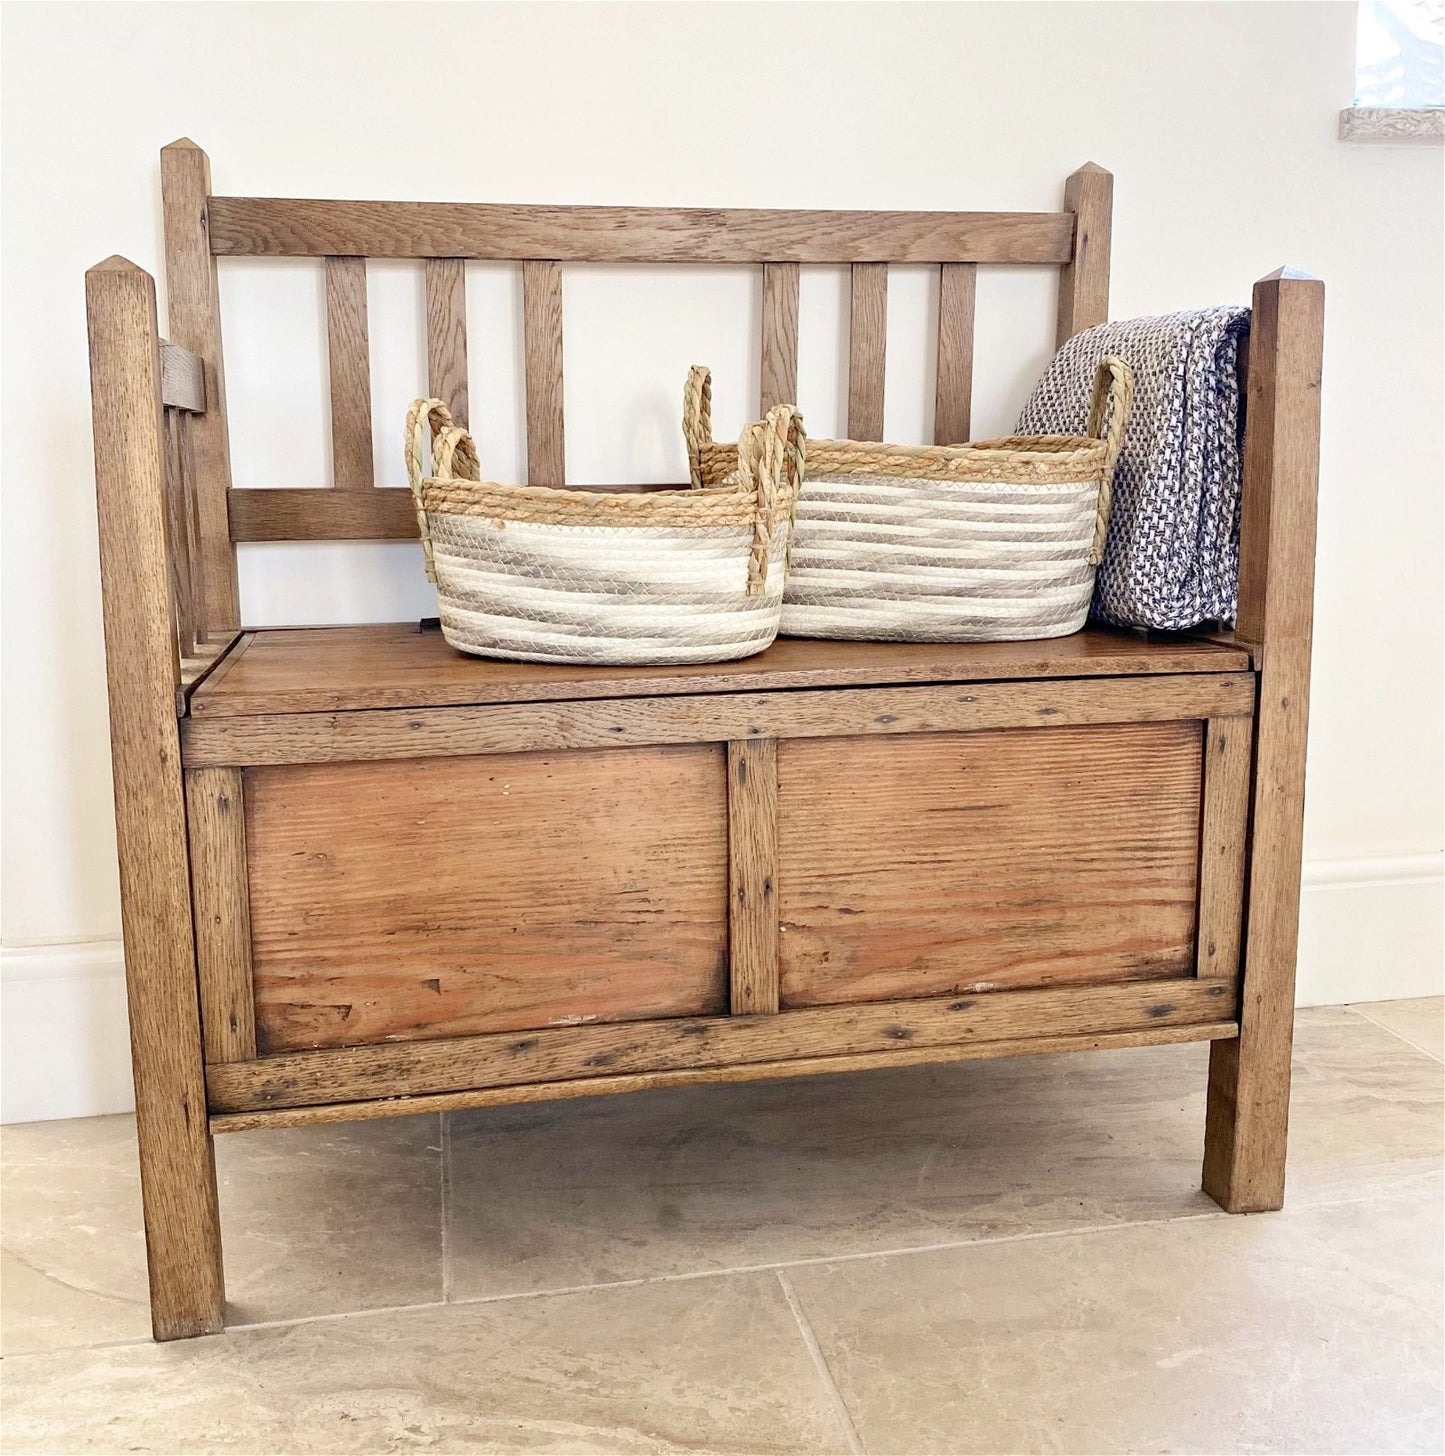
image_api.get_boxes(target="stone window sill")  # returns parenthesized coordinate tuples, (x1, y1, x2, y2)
(1338, 107, 1444, 143)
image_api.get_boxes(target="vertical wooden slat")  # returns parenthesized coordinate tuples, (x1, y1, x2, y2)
(324, 255, 374, 488)
(424, 258, 469, 427)
(934, 262, 977, 444)
(760, 262, 800, 414)
(86, 256, 224, 1340)
(728, 738, 780, 1015)
(847, 263, 888, 440)
(1203, 268, 1325, 1214)
(1055, 162, 1113, 347)
(177, 413, 209, 658)
(162, 411, 196, 659)
(186, 767, 257, 1063)
(1196, 716, 1252, 981)
(159, 138, 240, 635)
(523, 260, 566, 486)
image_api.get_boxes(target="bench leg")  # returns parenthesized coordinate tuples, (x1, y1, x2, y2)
(134, 1080, 225, 1339)
(1201, 1014, 1292, 1213)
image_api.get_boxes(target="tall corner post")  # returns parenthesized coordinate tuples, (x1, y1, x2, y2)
(86, 257, 225, 1338)
(160, 138, 240, 636)
(1056, 162, 1113, 347)
(1202, 268, 1325, 1213)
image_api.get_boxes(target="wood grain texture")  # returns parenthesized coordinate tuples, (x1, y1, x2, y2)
(190, 624, 1252, 718)
(934, 263, 976, 444)
(1203, 269, 1324, 1213)
(244, 746, 728, 1052)
(212, 1021, 1240, 1133)
(728, 739, 779, 1014)
(324, 256, 374, 488)
(523, 259, 566, 486)
(185, 767, 256, 1062)
(226, 482, 689, 541)
(208, 977, 1236, 1114)
(1055, 162, 1113, 347)
(1196, 716, 1252, 982)
(760, 262, 800, 413)
(777, 724, 1204, 1007)
(424, 258, 468, 426)
(160, 139, 239, 632)
(182, 673, 1256, 768)
(176, 408, 209, 652)
(847, 263, 887, 440)
(86, 257, 224, 1339)
(159, 342, 205, 412)
(162, 410, 197, 659)
(208, 197, 1076, 264)
(228, 486, 417, 541)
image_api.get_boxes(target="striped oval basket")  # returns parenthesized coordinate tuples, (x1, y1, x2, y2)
(406, 396, 801, 666)
(684, 357, 1132, 643)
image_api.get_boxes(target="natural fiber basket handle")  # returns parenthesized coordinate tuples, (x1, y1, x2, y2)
(1083, 355, 1134, 566)
(737, 403, 805, 596)
(682, 365, 713, 487)
(684, 364, 806, 499)
(405, 397, 482, 583)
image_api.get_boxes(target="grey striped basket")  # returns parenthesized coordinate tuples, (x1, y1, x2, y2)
(684, 357, 1132, 643)
(407, 396, 801, 666)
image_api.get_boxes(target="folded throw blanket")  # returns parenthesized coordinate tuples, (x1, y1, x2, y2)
(1016, 307, 1250, 631)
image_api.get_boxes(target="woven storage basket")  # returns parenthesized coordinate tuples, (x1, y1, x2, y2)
(684, 357, 1133, 643)
(406, 396, 801, 666)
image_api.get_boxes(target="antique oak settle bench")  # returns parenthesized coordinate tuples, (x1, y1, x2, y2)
(86, 141, 1323, 1339)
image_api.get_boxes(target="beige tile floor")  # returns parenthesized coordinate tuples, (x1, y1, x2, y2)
(1, 998, 1440, 1455)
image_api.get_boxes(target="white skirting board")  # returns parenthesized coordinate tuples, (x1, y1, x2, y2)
(3, 854, 1440, 1124)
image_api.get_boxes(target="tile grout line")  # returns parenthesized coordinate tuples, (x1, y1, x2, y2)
(219, 1173, 1442, 1336)
(1344, 1004, 1445, 1065)
(776, 1269, 866, 1456)
(440, 1110, 453, 1302)
(10, 1175, 1435, 1360)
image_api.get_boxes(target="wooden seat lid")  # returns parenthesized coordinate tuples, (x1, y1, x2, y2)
(189, 624, 1250, 718)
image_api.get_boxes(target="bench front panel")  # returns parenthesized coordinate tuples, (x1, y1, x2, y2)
(776, 722, 1204, 1009)
(244, 745, 728, 1052)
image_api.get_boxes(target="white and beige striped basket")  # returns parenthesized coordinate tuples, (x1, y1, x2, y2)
(406, 396, 802, 666)
(684, 357, 1133, 643)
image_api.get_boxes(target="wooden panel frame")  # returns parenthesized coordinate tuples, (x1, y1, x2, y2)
(208, 197, 1077, 264)
(1056, 161, 1112, 345)
(323, 256, 374, 488)
(847, 262, 887, 439)
(760, 262, 800, 414)
(727, 739, 779, 1014)
(207, 977, 1237, 1117)
(167, 145, 1108, 553)
(186, 767, 257, 1063)
(1203, 269, 1325, 1213)
(160, 140, 240, 633)
(87, 257, 224, 1339)
(212, 1022, 1241, 1134)
(181, 673, 1256, 768)
(523, 259, 565, 485)
(1195, 716, 1252, 981)
(934, 262, 977, 444)
(424, 257, 468, 425)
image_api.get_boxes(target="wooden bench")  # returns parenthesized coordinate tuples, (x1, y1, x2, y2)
(85, 140, 1323, 1340)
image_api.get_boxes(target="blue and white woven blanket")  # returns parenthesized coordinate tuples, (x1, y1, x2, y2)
(1017, 307, 1251, 631)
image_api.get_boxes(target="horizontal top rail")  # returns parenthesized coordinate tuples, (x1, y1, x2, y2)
(206, 197, 1076, 265)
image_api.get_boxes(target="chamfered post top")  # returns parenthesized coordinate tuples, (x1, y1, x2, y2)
(88, 254, 147, 277)
(1068, 161, 1113, 179)
(1258, 265, 1322, 284)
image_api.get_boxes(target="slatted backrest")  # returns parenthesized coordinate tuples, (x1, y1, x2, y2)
(159, 139, 1112, 637)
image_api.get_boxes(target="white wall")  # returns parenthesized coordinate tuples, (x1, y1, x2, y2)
(2, 1, 1440, 1121)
